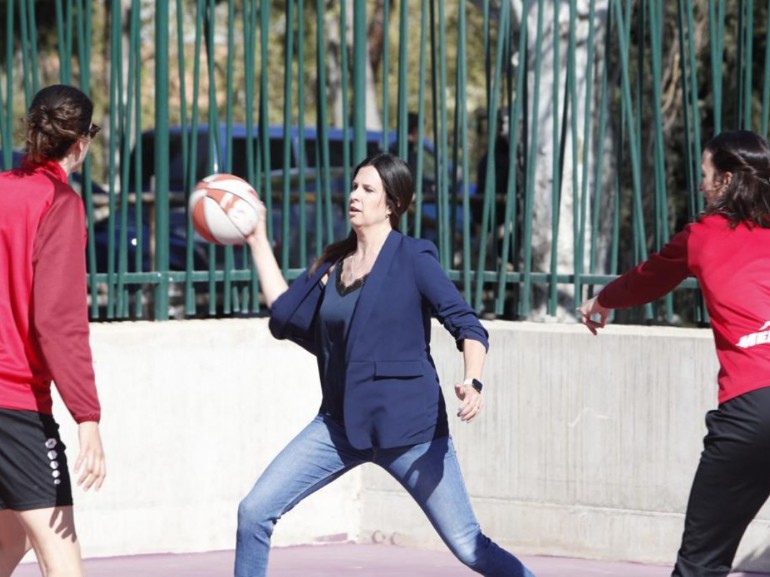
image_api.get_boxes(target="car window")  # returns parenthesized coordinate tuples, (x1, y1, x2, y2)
(129, 131, 211, 192)
(230, 138, 257, 179)
(128, 126, 442, 193)
(269, 136, 295, 172)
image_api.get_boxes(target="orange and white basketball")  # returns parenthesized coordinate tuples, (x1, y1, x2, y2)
(189, 173, 260, 245)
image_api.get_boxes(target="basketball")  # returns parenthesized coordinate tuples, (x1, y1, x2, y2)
(189, 173, 260, 245)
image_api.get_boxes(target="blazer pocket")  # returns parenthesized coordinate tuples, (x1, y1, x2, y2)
(374, 360, 425, 379)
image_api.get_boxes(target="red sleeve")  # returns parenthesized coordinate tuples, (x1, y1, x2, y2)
(598, 228, 692, 309)
(32, 187, 101, 423)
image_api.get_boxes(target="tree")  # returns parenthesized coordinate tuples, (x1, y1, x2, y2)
(500, 0, 613, 320)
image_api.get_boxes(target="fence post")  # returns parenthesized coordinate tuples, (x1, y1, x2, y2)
(154, 0, 170, 320)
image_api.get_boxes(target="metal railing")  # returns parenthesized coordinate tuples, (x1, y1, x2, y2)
(1, 0, 768, 323)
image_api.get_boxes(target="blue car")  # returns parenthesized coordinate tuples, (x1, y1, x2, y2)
(128, 123, 455, 263)
(128, 124, 393, 266)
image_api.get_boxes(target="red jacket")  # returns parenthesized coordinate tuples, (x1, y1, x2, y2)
(0, 159, 100, 423)
(599, 214, 770, 404)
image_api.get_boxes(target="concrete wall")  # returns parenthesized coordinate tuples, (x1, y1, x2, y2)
(50, 319, 361, 559)
(42, 319, 770, 571)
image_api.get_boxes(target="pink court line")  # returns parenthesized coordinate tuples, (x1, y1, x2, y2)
(13, 543, 770, 576)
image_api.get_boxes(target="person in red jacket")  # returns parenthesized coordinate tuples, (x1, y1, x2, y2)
(579, 129, 770, 577)
(0, 85, 105, 577)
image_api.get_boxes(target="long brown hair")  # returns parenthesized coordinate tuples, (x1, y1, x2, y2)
(24, 84, 95, 164)
(309, 153, 414, 274)
(702, 130, 770, 228)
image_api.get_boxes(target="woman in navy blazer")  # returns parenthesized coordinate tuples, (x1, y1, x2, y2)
(236, 153, 535, 577)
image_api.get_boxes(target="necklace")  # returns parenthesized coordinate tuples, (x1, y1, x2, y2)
(345, 255, 359, 286)
(336, 261, 367, 295)
(344, 243, 383, 286)
(345, 253, 374, 286)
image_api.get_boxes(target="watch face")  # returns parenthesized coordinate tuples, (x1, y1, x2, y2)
(471, 378, 483, 392)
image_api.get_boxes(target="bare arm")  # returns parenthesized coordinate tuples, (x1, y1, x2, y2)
(75, 421, 106, 490)
(244, 200, 288, 308)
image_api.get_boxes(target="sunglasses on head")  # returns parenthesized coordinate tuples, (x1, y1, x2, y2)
(87, 123, 101, 139)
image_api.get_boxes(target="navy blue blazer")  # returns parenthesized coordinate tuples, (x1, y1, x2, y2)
(269, 230, 489, 450)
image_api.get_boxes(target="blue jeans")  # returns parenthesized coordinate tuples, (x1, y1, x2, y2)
(235, 414, 535, 577)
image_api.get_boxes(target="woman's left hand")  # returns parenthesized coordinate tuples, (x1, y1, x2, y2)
(75, 421, 106, 491)
(455, 384, 483, 423)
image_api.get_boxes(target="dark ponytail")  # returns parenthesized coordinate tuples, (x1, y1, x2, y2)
(24, 85, 94, 163)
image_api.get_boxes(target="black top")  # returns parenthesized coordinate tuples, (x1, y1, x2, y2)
(316, 264, 366, 424)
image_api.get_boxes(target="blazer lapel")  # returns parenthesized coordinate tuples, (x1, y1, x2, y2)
(345, 230, 402, 360)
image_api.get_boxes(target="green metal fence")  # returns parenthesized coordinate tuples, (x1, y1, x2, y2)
(1, 1, 769, 323)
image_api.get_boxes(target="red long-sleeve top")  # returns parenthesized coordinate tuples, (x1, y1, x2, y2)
(598, 214, 770, 405)
(0, 159, 101, 423)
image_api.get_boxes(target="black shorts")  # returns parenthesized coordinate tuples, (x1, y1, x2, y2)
(0, 408, 73, 510)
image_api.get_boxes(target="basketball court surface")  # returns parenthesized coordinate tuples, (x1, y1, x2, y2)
(12, 543, 770, 576)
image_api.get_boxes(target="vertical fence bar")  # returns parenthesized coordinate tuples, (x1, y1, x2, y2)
(154, 0, 170, 320)
(474, 0, 508, 313)
(684, 0, 707, 326)
(296, 0, 308, 269)
(24, 0, 39, 95)
(17, 0, 32, 100)
(186, 0, 205, 317)
(221, 0, 237, 314)
(352, 1, 366, 163)
(762, 2, 770, 136)
(104, 0, 122, 319)
(520, 0, 545, 318)
(593, 2, 616, 278)
(546, 4, 566, 316)
(58, 0, 73, 85)
(709, 0, 722, 134)
(740, 0, 754, 130)
(566, 0, 580, 313)
(454, 0, 472, 299)
(315, 1, 334, 252)
(412, 0, 428, 239)
(243, 0, 260, 314)
(340, 1, 351, 213)
(131, 0, 146, 318)
(575, 0, 598, 307)
(434, 0, 449, 266)
(497, 0, 527, 317)
(204, 0, 220, 316)
(179, 0, 196, 316)
(490, 5, 512, 316)
(427, 0, 439, 244)
(109, 0, 126, 319)
(259, 0, 273, 248)
(395, 0, 409, 233)
(648, 0, 673, 320)
(280, 0, 294, 271)
(613, 0, 647, 275)
(0, 0, 13, 165)
(381, 0, 391, 153)
(117, 0, 138, 319)
(678, 0, 703, 220)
